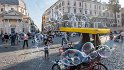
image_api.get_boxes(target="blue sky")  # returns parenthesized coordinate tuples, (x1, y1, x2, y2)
(24, 0, 124, 31)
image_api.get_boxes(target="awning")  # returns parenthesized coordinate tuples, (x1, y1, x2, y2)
(59, 27, 110, 34)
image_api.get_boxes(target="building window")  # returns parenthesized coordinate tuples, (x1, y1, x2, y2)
(99, 12, 101, 16)
(85, 10, 87, 14)
(118, 20, 119, 23)
(117, 15, 120, 18)
(48, 11, 51, 15)
(99, 6, 101, 9)
(68, 8, 70, 13)
(94, 5, 96, 9)
(79, 2, 81, 7)
(59, 9, 61, 11)
(62, 1, 64, 6)
(90, 10, 92, 15)
(63, 8, 64, 13)
(80, 9, 82, 13)
(55, 6, 58, 9)
(85, 3, 87, 8)
(95, 11, 96, 15)
(59, 3, 61, 8)
(90, 4, 92, 8)
(74, 9, 76, 14)
(18, 19, 21, 22)
(1, 8, 4, 12)
(68, 1, 70, 5)
(74, 2, 76, 6)
(103, 13, 105, 16)
(5, 19, 8, 22)
(103, 7, 104, 10)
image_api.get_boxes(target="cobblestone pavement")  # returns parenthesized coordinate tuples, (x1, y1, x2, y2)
(0, 48, 60, 70)
(0, 36, 80, 70)
(0, 35, 124, 70)
(102, 42, 124, 70)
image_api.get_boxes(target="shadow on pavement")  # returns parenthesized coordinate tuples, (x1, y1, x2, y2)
(2, 52, 60, 70)
(0, 45, 22, 53)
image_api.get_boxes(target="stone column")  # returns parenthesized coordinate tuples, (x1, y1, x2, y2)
(21, 21, 24, 33)
(1, 20, 4, 34)
(7, 19, 11, 34)
(16, 20, 19, 33)
(3, 20, 6, 33)
(20, 20, 22, 33)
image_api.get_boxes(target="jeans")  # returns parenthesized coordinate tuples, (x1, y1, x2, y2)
(11, 39, 15, 46)
(62, 38, 67, 46)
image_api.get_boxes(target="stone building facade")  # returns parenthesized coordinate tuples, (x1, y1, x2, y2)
(42, 0, 122, 31)
(0, 0, 30, 34)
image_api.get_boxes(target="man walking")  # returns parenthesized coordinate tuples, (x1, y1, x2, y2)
(1, 33, 4, 43)
(121, 31, 124, 43)
(23, 34, 29, 49)
(10, 33, 16, 46)
(15, 33, 19, 45)
(4, 33, 9, 42)
(62, 32, 68, 46)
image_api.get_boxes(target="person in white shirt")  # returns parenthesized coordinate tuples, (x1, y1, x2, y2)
(62, 32, 68, 46)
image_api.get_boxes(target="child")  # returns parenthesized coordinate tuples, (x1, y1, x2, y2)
(68, 42, 73, 49)
(44, 41, 49, 59)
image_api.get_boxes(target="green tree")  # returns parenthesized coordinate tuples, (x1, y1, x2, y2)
(108, 0, 121, 26)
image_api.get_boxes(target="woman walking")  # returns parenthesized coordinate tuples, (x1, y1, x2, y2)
(23, 34, 29, 49)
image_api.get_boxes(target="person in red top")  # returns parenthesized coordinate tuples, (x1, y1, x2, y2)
(23, 34, 29, 49)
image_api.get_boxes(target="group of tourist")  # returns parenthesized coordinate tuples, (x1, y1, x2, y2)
(0, 31, 77, 60)
(110, 31, 124, 42)
(1, 33, 19, 47)
(0, 32, 29, 49)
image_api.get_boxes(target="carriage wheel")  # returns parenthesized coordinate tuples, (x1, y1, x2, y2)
(92, 63, 108, 70)
(52, 64, 61, 70)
